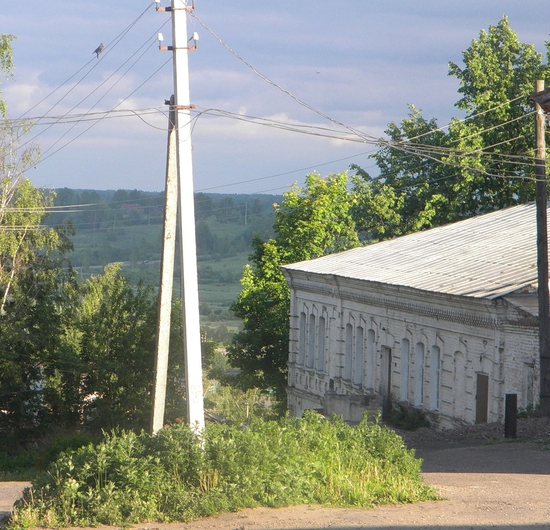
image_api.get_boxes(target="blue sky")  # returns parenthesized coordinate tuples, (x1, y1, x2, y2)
(1, 1, 549, 194)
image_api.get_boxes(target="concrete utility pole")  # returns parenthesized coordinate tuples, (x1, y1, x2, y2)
(171, 0, 205, 430)
(151, 97, 178, 435)
(154, 0, 205, 431)
(530, 80, 550, 416)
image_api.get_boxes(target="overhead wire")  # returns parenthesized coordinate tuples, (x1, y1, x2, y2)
(31, 40, 172, 166)
(189, 12, 379, 145)
(7, 16, 540, 188)
(189, 10, 542, 184)
(18, 3, 153, 130)
(10, 107, 169, 127)
(40, 55, 172, 162)
(4, 4, 543, 197)
(39, 35, 163, 162)
(4, 2, 175, 180)
(193, 107, 539, 184)
(197, 149, 377, 192)
(402, 94, 528, 143)
(6, 98, 542, 194)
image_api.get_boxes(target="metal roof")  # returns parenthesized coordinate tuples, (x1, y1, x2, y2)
(282, 202, 544, 300)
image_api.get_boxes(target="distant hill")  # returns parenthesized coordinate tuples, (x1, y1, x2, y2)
(46, 189, 282, 342)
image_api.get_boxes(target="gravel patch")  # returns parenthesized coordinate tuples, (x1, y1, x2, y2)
(394, 415, 550, 449)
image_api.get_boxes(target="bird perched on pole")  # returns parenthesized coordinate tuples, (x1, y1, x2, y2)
(93, 43, 104, 58)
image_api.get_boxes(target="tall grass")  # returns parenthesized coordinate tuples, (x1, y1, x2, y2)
(9, 412, 436, 528)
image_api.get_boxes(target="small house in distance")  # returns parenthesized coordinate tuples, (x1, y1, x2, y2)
(281, 202, 544, 429)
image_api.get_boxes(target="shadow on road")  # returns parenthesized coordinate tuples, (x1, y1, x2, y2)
(414, 440, 550, 474)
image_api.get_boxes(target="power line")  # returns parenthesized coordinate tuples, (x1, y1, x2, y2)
(189, 12, 378, 145)
(4, 4, 542, 201)
(17, 3, 153, 122)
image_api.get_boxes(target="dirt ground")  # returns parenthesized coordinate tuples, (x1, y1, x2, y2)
(2, 417, 550, 530)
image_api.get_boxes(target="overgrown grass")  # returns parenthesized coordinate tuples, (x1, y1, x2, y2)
(0, 432, 97, 481)
(8, 412, 437, 528)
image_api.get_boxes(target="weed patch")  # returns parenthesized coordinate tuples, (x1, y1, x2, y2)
(8, 412, 436, 528)
(387, 404, 429, 431)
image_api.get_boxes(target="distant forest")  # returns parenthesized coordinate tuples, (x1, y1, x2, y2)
(45, 188, 281, 268)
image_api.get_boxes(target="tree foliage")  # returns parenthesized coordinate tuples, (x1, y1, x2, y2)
(0, 35, 79, 441)
(0, 34, 15, 117)
(74, 263, 158, 430)
(229, 173, 360, 398)
(353, 16, 549, 242)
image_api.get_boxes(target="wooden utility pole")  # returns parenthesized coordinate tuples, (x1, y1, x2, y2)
(534, 79, 550, 416)
(151, 97, 178, 435)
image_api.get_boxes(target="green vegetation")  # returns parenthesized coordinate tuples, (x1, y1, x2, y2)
(229, 173, 360, 400)
(228, 17, 550, 399)
(351, 16, 548, 242)
(387, 405, 429, 431)
(47, 189, 278, 334)
(9, 413, 436, 528)
(0, 261, 189, 447)
(0, 34, 15, 117)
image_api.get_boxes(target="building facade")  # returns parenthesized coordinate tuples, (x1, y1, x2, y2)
(282, 203, 543, 428)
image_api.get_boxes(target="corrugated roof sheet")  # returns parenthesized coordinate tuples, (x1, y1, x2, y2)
(282, 202, 544, 300)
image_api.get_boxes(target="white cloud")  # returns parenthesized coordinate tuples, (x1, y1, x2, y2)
(2, 0, 550, 193)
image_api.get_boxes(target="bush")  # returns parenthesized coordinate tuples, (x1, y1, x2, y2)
(9, 413, 436, 528)
(387, 404, 429, 431)
(0, 432, 96, 478)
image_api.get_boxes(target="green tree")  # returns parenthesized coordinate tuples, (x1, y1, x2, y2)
(75, 263, 158, 431)
(0, 34, 81, 442)
(0, 34, 15, 117)
(216, 196, 238, 223)
(0, 146, 76, 443)
(353, 17, 549, 241)
(196, 220, 219, 254)
(229, 173, 360, 400)
(194, 192, 213, 221)
(447, 15, 545, 210)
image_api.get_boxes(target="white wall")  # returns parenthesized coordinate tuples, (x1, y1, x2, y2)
(286, 272, 540, 428)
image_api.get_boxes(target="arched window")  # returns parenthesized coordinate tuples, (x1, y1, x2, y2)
(366, 329, 376, 389)
(307, 314, 316, 368)
(344, 324, 353, 380)
(298, 312, 306, 365)
(429, 346, 440, 410)
(453, 351, 465, 418)
(316, 316, 326, 372)
(354, 326, 364, 385)
(400, 339, 410, 402)
(414, 342, 425, 407)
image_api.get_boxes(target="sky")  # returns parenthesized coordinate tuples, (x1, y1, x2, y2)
(1, 1, 550, 195)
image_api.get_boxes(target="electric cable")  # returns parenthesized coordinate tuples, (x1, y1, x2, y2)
(38, 54, 172, 166)
(18, 3, 152, 123)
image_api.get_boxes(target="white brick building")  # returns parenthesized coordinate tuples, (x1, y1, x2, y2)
(282, 203, 543, 428)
